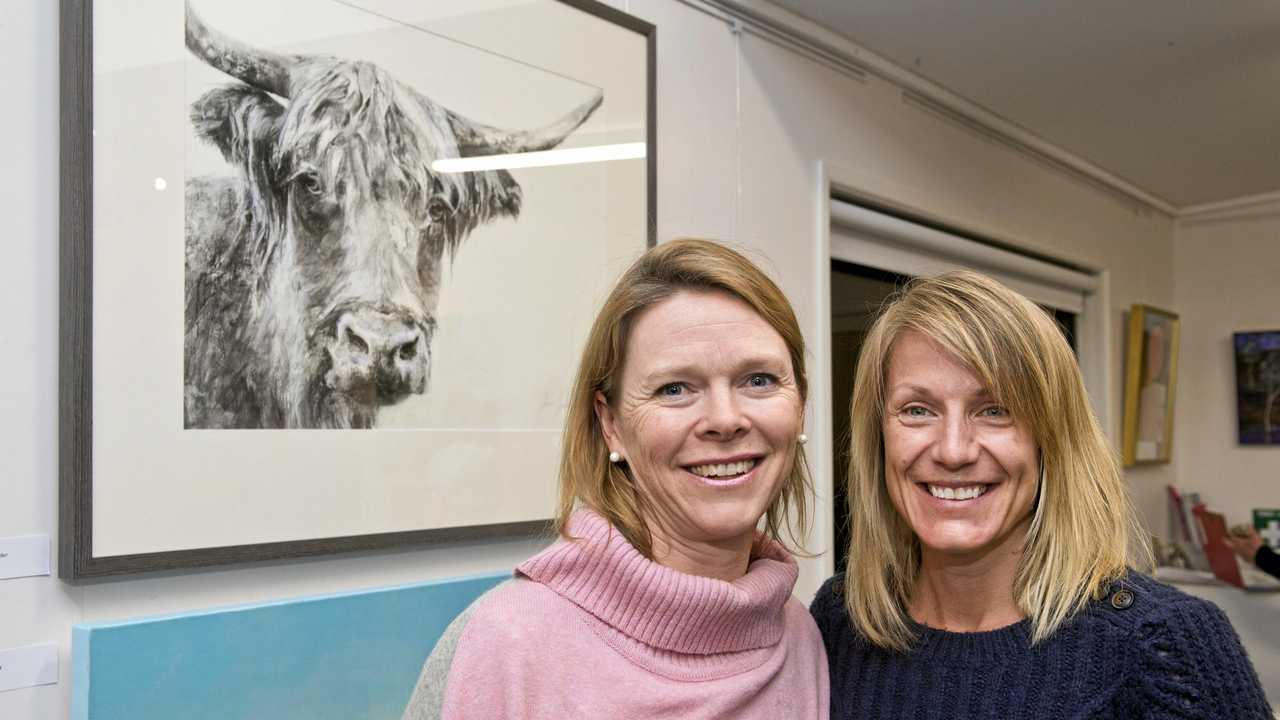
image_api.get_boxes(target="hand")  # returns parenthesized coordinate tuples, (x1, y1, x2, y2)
(1223, 527, 1264, 562)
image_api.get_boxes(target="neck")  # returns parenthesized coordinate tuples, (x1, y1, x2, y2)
(649, 527, 754, 582)
(910, 522, 1029, 633)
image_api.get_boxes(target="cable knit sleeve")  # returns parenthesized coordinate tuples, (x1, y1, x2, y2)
(1127, 596, 1272, 719)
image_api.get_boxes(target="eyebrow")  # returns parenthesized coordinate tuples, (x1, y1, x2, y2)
(886, 384, 996, 401)
(639, 354, 790, 385)
(730, 354, 791, 373)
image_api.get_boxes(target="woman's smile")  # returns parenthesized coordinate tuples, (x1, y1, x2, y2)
(684, 455, 764, 487)
(595, 289, 803, 555)
(918, 481, 997, 503)
(883, 331, 1039, 560)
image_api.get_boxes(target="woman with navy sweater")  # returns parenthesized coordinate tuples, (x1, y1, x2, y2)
(811, 271, 1271, 719)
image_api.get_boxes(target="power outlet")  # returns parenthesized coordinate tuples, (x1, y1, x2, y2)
(0, 644, 58, 692)
(0, 535, 50, 580)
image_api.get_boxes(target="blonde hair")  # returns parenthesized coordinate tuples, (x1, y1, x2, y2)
(844, 270, 1151, 651)
(556, 239, 812, 557)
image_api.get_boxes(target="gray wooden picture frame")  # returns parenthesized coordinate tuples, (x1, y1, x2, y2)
(58, 0, 657, 580)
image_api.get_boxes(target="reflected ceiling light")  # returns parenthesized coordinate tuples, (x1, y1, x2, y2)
(432, 142, 646, 174)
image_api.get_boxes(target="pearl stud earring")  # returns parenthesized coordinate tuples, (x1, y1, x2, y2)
(609, 451, 621, 463)
(798, 433, 809, 446)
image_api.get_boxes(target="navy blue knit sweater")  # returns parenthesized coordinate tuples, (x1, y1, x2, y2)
(810, 572, 1272, 719)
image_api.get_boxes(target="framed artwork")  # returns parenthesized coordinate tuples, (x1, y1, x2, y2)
(1121, 305, 1180, 466)
(1233, 331, 1280, 445)
(59, 0, 655, 579)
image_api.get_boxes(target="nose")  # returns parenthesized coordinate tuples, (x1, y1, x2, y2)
(933, 414, 980, 468)
(697, 385, 750, 441)
(337, 310, 423, 365)
(328, 308, 430, 402)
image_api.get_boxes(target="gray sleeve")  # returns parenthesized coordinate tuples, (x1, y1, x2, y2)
(400, 583, 505, 720)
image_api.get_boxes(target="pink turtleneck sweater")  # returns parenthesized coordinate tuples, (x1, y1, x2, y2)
(404, 509, 828, 719)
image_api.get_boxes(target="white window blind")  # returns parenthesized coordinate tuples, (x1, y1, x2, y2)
(830, 200, 1096, 313)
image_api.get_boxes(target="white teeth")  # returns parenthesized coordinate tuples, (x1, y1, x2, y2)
(690, 459, 756, 478)
(927, 485, 987, 501)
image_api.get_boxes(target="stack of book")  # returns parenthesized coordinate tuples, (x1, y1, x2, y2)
(1165, 486, 1210, 568)
(1163, 486, 1280, 590)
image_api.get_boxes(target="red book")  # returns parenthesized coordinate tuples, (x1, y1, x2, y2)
(1193, 506, 1244, 588)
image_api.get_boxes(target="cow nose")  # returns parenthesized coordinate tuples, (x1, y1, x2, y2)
(329, 309, 430, 402)
(337, 313, 421, 363)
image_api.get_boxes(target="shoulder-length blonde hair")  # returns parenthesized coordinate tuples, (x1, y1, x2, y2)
(556, 238, 812, 557)
(845, 270, 1151, 651)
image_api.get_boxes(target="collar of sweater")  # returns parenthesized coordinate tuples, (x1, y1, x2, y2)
(516, 509, 799, 655)
(908, 618, 1033, 662)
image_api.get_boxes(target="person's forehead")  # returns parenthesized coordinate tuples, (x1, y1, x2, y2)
(631, 291, 778, 343)
(621, 290, 790, 375)
(885, 331, 987, 395)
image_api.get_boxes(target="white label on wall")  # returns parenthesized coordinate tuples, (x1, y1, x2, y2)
(0, 535, 50, 580)
(0, 644, 58, 693)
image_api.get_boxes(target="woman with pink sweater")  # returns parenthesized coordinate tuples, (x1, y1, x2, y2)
(402, 239, 828, 719)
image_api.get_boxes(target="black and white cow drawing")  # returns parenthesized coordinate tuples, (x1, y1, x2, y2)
(182, 2, 602, 428)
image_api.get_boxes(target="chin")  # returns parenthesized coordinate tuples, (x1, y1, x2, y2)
(916, 525, 1000, 556)
(688, 506, 767, 544)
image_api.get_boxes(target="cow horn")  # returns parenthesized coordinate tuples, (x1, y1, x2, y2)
(185, 1, 297, 98)
(448, 90, 604, 158)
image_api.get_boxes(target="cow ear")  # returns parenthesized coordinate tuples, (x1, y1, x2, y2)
(190, 85, 285, 170)
(476, 169, 522, 220)
(434, 169, 522, 260)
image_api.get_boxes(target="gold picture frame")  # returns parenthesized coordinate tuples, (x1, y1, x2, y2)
(1122, 304, 1181, 466)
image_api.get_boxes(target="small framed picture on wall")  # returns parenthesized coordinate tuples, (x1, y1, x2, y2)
(1233, 331, 1280, 445)
(1122, 305, 1180, 466)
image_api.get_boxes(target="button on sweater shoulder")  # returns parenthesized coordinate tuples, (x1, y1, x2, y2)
(810, 571, 1272, 719)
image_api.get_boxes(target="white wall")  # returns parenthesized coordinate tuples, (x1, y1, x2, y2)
(5, 8, 546, 720)
(5, 1, 1180, 716)
(633, 0, 1177, 592)
(1174, 201, 1280, 525)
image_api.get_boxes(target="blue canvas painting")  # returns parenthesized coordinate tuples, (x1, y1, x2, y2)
(72, 572, 506, 720)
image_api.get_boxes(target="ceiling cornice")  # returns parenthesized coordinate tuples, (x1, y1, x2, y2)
(690, 0, 1280, 219)
(1178, 189, 1280, 220)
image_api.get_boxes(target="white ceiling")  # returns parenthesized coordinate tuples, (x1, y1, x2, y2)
(767, 0, 1280, 209)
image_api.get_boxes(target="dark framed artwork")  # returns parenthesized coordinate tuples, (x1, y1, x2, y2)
(60, 0, 655, 579)
(1234, 331, 1280, 445)
(1121, 304, 1180, 466)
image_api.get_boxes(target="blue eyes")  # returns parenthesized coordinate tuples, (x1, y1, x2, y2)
(657, 383, 685, 397)
(653, 374, 778, 399)
(894, 404, 1012, 426)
